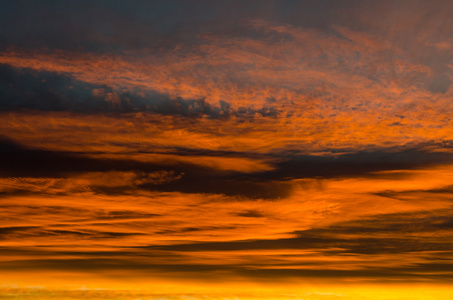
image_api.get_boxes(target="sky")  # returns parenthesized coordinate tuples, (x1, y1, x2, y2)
(1, 1, 453, 299)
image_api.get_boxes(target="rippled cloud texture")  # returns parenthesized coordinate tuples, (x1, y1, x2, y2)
(1, 0, 453, 299)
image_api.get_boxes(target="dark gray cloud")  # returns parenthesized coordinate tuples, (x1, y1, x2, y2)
(0, 225, 145, 240)
(235, 210, 266, 218)
(237, 264, 453, 282)
(152, 210, 453, 255)
(0, 0, 348, 52)
(0, 248, 451, 282)
(2, 0, 452, 50)
(0, 136, 292, 198)
(0, 64, 279, 118)
(259, 148, 453, 181)
(2, 136, 453, 199)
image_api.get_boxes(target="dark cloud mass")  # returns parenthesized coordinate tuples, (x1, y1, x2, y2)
(0, 64, 280, 118)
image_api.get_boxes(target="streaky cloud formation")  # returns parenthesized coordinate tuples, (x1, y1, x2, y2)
(1, 1, 453, 299)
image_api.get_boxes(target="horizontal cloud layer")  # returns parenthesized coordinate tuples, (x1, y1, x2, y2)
(1, 0, 453, 294)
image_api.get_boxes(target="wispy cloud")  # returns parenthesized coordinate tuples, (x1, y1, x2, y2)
(1, 0, 453, 293)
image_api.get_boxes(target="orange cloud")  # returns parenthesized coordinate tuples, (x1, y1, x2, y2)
(1, 18, 453, 154)
(0, 163, 452, 286)
(2, 11, 453, 294)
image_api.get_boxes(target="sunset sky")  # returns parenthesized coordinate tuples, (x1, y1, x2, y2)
(1, 1, 453, 299)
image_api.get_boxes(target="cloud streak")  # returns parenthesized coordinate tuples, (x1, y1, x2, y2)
(1, 0, 453, 295)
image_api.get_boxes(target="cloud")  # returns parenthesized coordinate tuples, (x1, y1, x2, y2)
(2, 0, 453, 291)
(1, 24, 453, 153)
(0, 135, 273, 175)
(1, 161, 452, 284)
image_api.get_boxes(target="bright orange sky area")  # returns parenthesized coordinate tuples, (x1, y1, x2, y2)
(0, 1, 453, 299)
